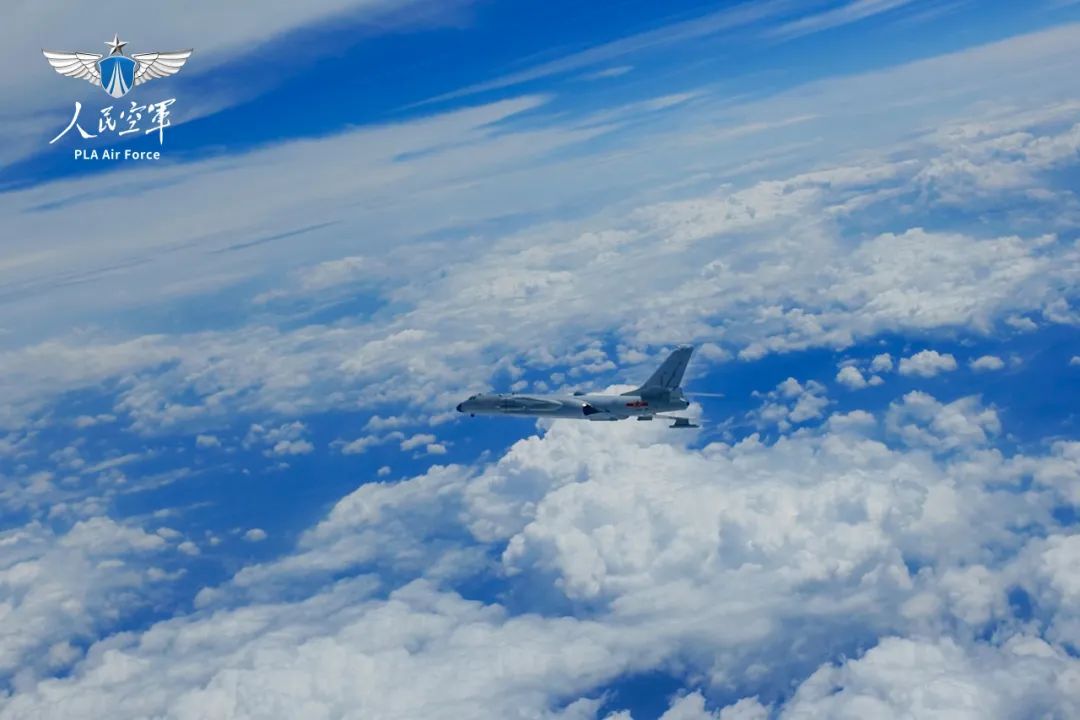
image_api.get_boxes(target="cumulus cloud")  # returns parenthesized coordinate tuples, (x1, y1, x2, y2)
(898, 350, 958, 378)
(970, 355, 1006, 371)
(1006, 315, 1039, 332)
(338, 430, 440, 457)
(176, 540, 200, 556)
(5, 577, 662, 720)
(245, 422, 314, 457)
(915, 104, 1080, 206)
(870, 353, 893, 373)
(885, 391, 1001, 452)
(0, 518, 169, 684)
(718, 698, 768, 720)
(656, 691, 724, 719)
(400, 433, 438, 451)
(2, 203, 1065, 436)
(272, 440, 315, 456)
(244, 528, 268, 542)
(6, 390, 1078, 717)
(836, 365, 868, 390)
(8, 395, 1080, 716)
(771, 636, 1080, 719)
(339, 434, 385, 455)
(2, 19, 1080, 720)
(751, 378, 829, 431)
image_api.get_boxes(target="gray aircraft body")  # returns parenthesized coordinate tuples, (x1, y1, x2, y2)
(456, 345, 700, 428)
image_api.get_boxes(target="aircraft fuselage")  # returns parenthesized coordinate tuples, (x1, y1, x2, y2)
(455, 391, 689, 421)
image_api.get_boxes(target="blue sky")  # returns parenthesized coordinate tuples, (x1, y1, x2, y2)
(1, 1, 1080, 718)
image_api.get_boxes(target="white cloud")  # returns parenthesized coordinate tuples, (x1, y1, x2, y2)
(1070, 356, 1080, 367)
(5, 577, 660, 720)
(176, 540, 199, 556)
(2, 19, 1080, 719)
(772, 636, 1080, 719)
(271, 439, 314, 456)
(418, 2, 796, 105)
(80, 453, 142, 476)
(0, 518, 168, 683)
(898, 350, 958, 378)
(769, 0, 917, 41)
(0, 27, 1078, 434)
(752, 378, 830, 431)
(870, 353, 893, 373)
(244, 528, 268, 542)
(657, 692, 720, 719)
(719, 698, 768, 720)
(836, 365, 868, 390)
(885, 391, 1000, 452)
(339, 435, 384, 455)
(255, 256, 375, 304)
(400, 433, 437, 451)
(1018, 440, 1080, 507)
(970, 355, 1006, 372)
(194, 434, 221, 448)
(72, 414, 116, 429)
(1006, 315, 1039, 332)
(4, 388, 1080, 716)
(583, 66, 634, 81)
(245, 422, 314, 457)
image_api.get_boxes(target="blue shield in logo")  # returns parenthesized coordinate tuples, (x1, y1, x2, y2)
(98, 55, 136, 98)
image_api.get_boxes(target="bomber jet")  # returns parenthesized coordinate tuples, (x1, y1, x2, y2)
(456, 345, 704, 428)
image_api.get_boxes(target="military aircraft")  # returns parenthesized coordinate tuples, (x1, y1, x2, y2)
(456, 345, 709, 428)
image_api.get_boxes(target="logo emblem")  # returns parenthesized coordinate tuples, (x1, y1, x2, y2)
(43, 34, 192, 99)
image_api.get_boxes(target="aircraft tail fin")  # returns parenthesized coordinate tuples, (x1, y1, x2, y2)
(622, 345, 694, 396)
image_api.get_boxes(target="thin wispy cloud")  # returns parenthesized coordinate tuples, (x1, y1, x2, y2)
(581, 65, 634, 81)
(411, 0, 803, 106)
(768, 0, 919, 40)
(890, 0, 972, 28)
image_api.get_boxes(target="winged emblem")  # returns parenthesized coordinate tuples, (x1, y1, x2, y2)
(43, 34, 192, 99)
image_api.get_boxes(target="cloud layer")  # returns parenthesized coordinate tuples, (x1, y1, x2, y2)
(2, 15, 1079, 720)
(4, 391, 1079, 718)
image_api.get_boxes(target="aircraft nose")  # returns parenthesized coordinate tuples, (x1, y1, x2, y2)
(456, 402, 464, 412)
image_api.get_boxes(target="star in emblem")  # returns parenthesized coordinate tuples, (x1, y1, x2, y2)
(43, 37, 193, 99)
(105, 34, 127, 56)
